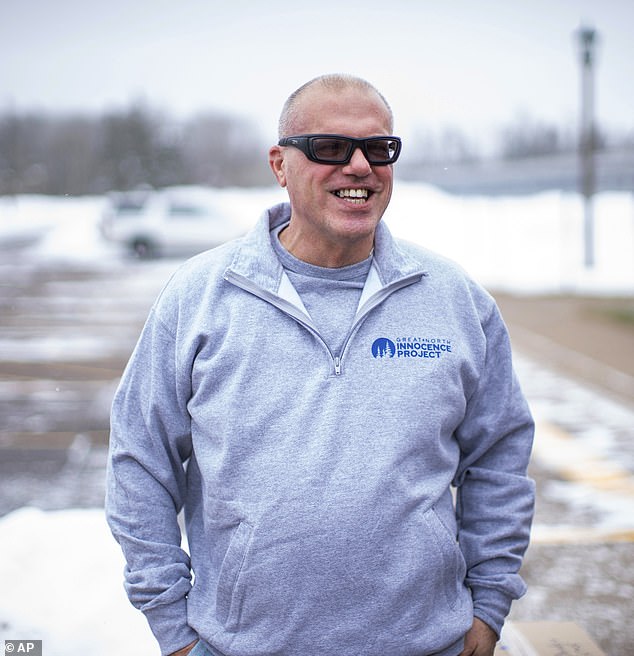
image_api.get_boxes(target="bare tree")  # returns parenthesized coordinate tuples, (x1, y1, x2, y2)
(181, 112, 271, 187)
(497, 113, 577, 160)
(0, 102, 272, 195)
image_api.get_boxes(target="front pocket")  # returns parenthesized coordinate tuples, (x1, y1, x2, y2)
(424, 506, 467, 610)
(215, 521, 253, 628)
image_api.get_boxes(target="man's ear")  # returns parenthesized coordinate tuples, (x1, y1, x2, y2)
(269, 145, 287, 188)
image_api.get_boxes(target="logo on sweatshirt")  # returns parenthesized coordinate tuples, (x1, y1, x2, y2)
(372, 337, 453, 360)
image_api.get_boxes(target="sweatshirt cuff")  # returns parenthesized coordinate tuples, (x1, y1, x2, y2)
(471, 587, 514, 637)
(144, 597, 198, 656)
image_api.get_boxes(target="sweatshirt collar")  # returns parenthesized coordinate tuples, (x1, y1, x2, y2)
(226, 202, 426, 294)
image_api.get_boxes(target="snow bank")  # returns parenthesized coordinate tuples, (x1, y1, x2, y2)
(0, 507, 155, 656)
(1, 184, 633, 294)
(385, 183, 634, 295)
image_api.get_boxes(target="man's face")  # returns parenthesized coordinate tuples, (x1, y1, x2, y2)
(269, 86, 395, 266)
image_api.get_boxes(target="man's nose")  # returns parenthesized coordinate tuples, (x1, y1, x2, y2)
(344, 146, 372, 174)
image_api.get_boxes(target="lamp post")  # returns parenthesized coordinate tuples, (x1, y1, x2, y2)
(577, 26, 598, 268)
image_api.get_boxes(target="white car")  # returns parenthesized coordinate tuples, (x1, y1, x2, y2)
(99, 188, 245, 258)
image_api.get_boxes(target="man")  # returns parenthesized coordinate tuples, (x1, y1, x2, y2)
(106, 74, 535, 656)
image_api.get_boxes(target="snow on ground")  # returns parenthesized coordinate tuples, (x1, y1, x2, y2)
(1, 183, 633, 293)
(1, 184, 633, 654)
(384, 183, 634, 295)
(0, 507, 155, 655)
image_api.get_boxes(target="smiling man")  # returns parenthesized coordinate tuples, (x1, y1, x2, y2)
(270, 78, 396, 267)
(106, 74, 535, 656)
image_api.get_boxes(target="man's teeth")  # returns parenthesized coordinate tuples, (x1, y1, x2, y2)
(335, 189, 369, 201)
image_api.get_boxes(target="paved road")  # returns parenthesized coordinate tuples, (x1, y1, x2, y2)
(495, 292, 634, 406)
(1, 252, 632, 654)
(0, 254, 171, 513)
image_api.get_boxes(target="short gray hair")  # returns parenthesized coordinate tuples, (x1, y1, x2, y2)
(278, 74, 394, 138)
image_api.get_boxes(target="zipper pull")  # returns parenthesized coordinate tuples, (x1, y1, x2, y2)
(334, 356, 342, 376)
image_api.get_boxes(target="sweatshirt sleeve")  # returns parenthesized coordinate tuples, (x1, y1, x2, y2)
(452, 299, 535, 636)
(105, 306, 198, 655)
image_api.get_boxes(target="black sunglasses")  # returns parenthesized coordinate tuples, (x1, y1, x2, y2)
(278, 134, 402, 165)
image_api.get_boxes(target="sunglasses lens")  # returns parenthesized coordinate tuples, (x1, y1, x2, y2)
(366, 138, 399, 163)
(311, 138, 352, 162)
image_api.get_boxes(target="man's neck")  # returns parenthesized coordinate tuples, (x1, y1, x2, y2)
(278, 225, 374, 269)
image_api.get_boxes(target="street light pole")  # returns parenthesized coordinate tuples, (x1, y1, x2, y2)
(577, 26, 598, 268)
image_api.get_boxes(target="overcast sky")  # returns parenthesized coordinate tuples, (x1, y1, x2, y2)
(1, 0, 632, 151)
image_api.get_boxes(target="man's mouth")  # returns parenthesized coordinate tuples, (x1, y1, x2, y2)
(333, 188, 370, 204)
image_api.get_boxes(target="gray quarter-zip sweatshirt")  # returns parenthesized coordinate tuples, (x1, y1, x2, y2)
(106, 202, 535, 656)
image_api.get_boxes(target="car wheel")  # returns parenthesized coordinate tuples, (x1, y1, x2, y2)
(131, 238, 156, 259)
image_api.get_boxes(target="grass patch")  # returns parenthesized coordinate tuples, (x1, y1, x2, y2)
(601, 306, 634, 325)
(590, 302, 634, 327)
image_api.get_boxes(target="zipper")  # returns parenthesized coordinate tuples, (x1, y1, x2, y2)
(224, 270, 423, 376)
(333, 273, 423, 375)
